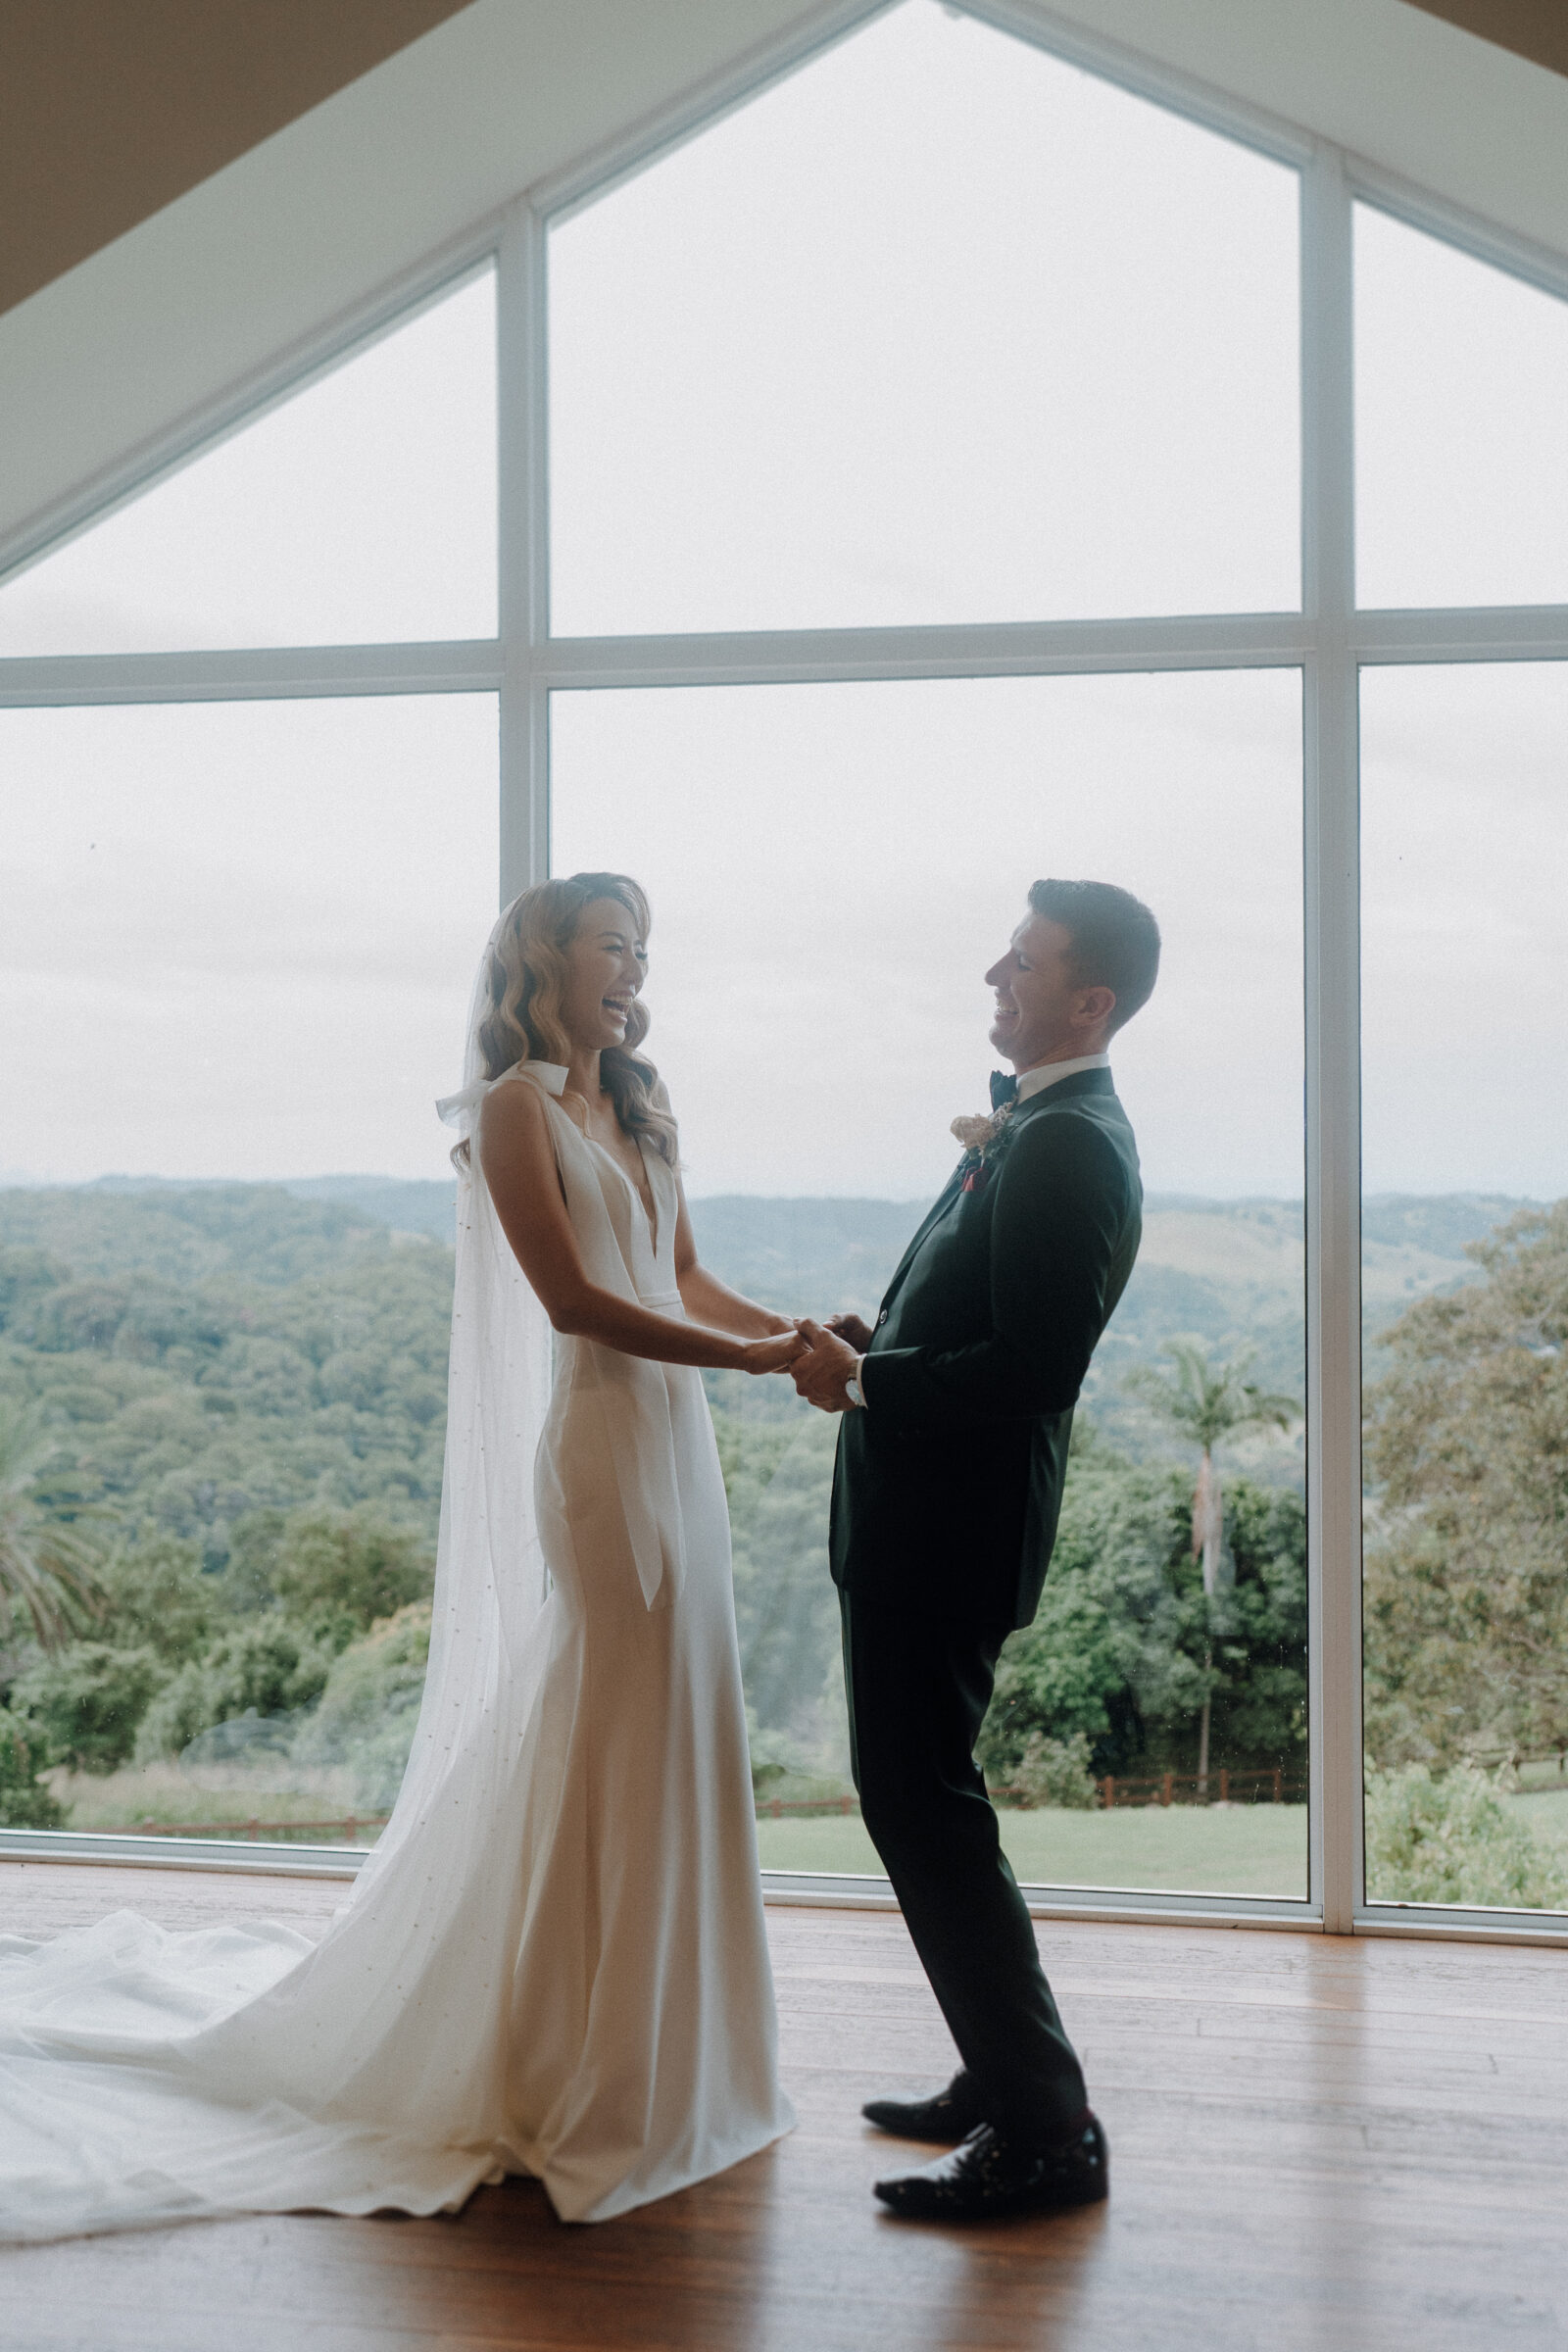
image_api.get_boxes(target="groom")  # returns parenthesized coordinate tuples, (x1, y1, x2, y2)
(791, 877, 1158, 2221)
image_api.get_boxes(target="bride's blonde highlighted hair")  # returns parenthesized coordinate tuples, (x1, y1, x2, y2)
(476, 872, 679, 1166)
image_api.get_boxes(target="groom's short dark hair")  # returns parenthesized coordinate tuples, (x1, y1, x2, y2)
(1027, 879, 1160, 1035)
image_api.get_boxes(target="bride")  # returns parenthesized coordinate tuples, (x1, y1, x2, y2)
(0, 870, 802, 2236)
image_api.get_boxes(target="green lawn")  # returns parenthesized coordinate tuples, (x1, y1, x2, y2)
(759, 1787, 1568, 1901)
(56, 1776, 1568, 1897)
(50, 1761, 379, 1841)
(756, 1802, 1310, 1896)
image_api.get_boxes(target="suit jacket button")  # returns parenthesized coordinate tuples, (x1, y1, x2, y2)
(877, 1309, 888, 1325)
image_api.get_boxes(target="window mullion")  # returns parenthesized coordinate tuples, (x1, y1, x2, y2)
(1301, 140, 1362, 1936)
(497, 198, 547, 905)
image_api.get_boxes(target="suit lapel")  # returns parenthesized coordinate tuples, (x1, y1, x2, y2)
(878, 1171, 965, 1314)
(875, 1071, 1118, 1316)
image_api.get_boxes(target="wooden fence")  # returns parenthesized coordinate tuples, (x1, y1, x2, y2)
(1089, 1768, 1304, 1808)
(129, 1815, 390, 1843)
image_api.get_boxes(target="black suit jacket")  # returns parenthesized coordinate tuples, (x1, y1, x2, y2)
(829, 1068, 1142, 1631)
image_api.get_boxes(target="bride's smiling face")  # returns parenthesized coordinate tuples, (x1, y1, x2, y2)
(561, 897, 649, 1053)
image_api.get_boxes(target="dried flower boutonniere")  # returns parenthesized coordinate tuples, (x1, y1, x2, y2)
(950, 1102, 1017, 1194)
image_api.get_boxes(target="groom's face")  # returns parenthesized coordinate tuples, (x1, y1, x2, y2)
(986, 911, 1093, 1070)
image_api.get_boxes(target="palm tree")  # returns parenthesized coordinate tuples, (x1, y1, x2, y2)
(0, 1405, 107, 1652)
(1126, 1342, 1298, 1790)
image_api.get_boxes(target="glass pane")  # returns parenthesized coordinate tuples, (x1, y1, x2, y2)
(0, 696, 497, 1849)
(0, 271, 497, 655)
(1355, 207, 1568, 610)
(548, 1, 1300, 635)
(1361, 663, 1568, 1913)
(551, 670, 1307, 1898)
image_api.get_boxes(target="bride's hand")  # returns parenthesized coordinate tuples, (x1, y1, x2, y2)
(740, 1329, 808, 1375)
(825, 1311, 874, 1352)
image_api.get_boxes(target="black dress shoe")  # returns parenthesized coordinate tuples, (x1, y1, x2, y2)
(861, 2075, 986, 2143)
(873, 2113, 1108, 2221)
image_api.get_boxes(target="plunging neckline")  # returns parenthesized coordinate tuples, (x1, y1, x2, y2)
(586, 1129, 660, 1257)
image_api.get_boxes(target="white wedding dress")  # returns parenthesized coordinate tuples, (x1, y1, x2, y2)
(0, 1045, 792, 2238)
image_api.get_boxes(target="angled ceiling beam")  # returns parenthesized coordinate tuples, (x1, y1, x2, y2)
(0, 0, 476, 316)
(1403, 1, 1568, 79)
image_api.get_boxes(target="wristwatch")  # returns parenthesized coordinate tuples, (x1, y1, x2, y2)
(844, 1373, 865, 1409)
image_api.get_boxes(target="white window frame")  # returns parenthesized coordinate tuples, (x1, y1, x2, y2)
(4, 0, 1568, 1944)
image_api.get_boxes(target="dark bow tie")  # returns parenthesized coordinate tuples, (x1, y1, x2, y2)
(989, 1070, 1019, 1111)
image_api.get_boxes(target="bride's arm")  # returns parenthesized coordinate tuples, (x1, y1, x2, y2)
(479, 1083, 803, 1375)
(671, 1186, 794, 1340)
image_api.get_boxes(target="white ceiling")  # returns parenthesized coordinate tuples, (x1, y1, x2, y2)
(3, 0, 1567, 565)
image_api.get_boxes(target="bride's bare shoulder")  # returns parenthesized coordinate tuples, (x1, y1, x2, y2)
(476, 1072, 553, 1160)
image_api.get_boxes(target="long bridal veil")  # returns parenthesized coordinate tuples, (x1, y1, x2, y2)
(0, 917, 561, 2239)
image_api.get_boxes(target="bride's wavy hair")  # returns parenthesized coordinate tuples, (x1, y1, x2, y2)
(473, 872, 679, 1166)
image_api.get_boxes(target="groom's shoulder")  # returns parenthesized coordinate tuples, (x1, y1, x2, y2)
(1004, 1089, 1140, 1199)
(1015, 1083, 1136, 1155)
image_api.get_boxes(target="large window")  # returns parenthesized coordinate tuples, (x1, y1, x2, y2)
(552, 672, 1307, 1899)
(1360, 664, 1568, 1916)
(3, 0, 1568, 1936)
(0, 275, 499, 1862)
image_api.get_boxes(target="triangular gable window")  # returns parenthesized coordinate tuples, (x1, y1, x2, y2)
(548, 0, 1300, 635)
(0, 270, 496, 656)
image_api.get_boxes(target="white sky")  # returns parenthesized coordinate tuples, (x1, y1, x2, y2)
(551, 672, 1304, 1199)
(1361, 662, 1568, 1198)
(548, 3, 1299, 633)
(0, 274, 497, 655)
(0, 698, 498, 1182)
(1, 0, 1566, 1199)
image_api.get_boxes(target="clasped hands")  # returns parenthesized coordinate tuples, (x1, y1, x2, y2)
(784, 1310, 872, 1413)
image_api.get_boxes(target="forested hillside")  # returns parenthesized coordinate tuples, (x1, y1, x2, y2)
(0, 1177, 1533, 1851)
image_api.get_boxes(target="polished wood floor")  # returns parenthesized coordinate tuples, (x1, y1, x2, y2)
(0, 1862, 1563, 2351)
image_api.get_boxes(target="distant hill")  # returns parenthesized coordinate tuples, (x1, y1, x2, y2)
(280, 1175, 458, 1246)
(3, 1177, 1535, 1459)
(0, 1181, 402, 1288)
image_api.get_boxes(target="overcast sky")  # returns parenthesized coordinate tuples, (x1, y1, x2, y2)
(1, 0, 1565, 1200)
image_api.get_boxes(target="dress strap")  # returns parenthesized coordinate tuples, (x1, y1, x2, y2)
(437, 1059, 570, 1130)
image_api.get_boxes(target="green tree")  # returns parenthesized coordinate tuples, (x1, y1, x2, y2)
(221, 1509, 288, 1614)
(134, 1620, 334, 1761)
(979, 1451, 1191, 1784)
(1124, 1343, 1298, 1787)
(11, 1643, 171, 1774)
(0, 1403, 107, 1651)
(0, 1705, 64, 1828)
(270, 1505, 434, 1635)
(977, 1452, 1306, 1791)
(1364, 1201, 1568, 1768)
(95, 1537, 214, 1663)
(0, 1245, 68, 1336)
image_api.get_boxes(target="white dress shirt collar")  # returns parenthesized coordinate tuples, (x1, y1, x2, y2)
(1014, 1053, 1110, 1102)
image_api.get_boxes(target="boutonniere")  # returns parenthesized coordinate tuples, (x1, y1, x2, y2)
(950, 1102, 1017, 1194)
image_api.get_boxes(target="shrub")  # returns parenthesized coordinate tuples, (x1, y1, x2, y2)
(1365, 1763, 1568, 1909)
(11, 1643, 171, 1774)
(992, 1731, 1100, 1810)
(293, 1601, 431, 1808)
(134, 1620, 333, 1761)
(0, 1704, 65, 1828)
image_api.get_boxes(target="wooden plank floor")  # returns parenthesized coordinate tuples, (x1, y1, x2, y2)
(0, 1862, 1563, 2352)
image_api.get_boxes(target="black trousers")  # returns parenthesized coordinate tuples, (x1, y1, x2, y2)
(839, 1586, 1087, 2134)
